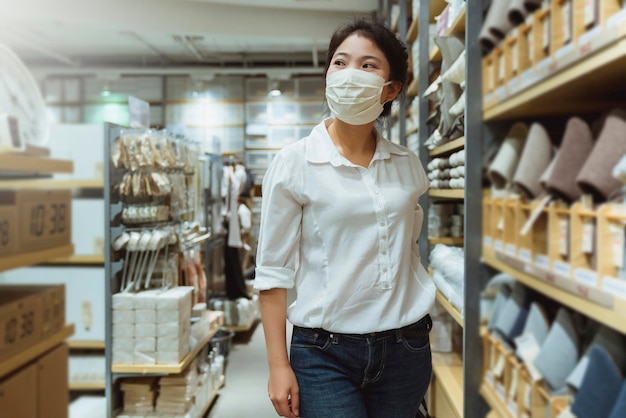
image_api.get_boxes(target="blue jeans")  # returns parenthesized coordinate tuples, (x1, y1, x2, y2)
(289, 315, 433, 418)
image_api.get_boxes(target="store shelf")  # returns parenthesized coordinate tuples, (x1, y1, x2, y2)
(69, 382, 105, 391)
(446, 5, 466, 36)
(0, 244, 74, 272)
(432, 352, 464, 418)
(68, 340, 105, 349)
(436, 290, 464, 327)
(482, 252, 626, 335)
(429, 237, 464, 246)
(0, 324, 74, 378)
(0, 154, 73, 175)
(0, 179, 104, 189)
(429, 189, 464, 199)
(224, 316, 258, 333)
(111, 326, 220, 374)
(429, 137, 465, 157)
(484, 30, 626, 121)
(480, 383, 513, 418)
(46, 254, 105, 265)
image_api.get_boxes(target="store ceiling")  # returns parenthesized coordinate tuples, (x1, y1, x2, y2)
(0, 0, 379, 72)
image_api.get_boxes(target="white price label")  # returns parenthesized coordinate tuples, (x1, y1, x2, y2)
(553, 261, 571, 277)
(535, 255, 550, 269)
(602, 277, 626, 299)
(574, 268, 598, 286)
(484, 236, 493, 246)
(559, 218, 569, 256)
(519, 248, 532, 262)
(506, 244, 517, 256)
(582, 222, 594, 254)
(495, 240, 504, 252)
(610, 223, 625, 268)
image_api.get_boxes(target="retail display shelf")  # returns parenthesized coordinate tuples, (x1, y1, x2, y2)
(0, 179, 104, 189)
(69, 382, 105, 391)
(482, 252, 626, 335)
(429, 189, 464, 199)
(0, 324, 74, 378)
(480, 383, 513, 418)
(46, 254, 105, 265)
(0, 154, 73, 175)
(111, 326, 219, 375)
(0, 244, 74, 272)
(407, 77, 418, 97)
(436, 290, 464, 328)
(429, 137, 465, 157)
(68, 340, 106, 349)
(432, 352, 463, 418)
(484, 29, 626, 121)
(225, 316, 258, 333)
(429, 237, 464, 246)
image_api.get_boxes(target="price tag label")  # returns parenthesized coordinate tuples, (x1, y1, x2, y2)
(18, 190, 72, 251)
(562, 1, 572, 44)
(519, 248, 532, 262)
(582, 222, 594, 254)
(484, 236, 493, 247)
(602, 277, 626, 299)
(535, 255, 550, 269)
(553, 261, 571, 277)
(495, 240, 504, 252)
(574, 268, 598, 286)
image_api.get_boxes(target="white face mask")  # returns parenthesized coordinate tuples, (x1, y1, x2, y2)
(325, 68, 393, 125)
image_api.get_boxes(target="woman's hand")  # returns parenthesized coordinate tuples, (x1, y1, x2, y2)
(268, 363, 300, 417)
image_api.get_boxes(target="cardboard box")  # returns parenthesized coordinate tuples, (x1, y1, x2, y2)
(1, 285, 65, 339)
(0, 189, 72, 253)
(0, 362, 38, 418)
(0, 290, 43, 363)
(0, 203, 17, 257)
(37, 344, 69, 418)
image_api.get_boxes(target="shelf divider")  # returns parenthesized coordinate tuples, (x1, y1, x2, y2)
(436, 290, 464, 327)
(429, 137, 465, 157)
(0, 244, 74, 272)
(429, 189, 464, 199)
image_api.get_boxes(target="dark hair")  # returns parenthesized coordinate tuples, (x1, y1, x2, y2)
(324, 16, 408, 117)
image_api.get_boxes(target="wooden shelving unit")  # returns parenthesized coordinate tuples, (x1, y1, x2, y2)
(446, 4, 466, 35)
(69, 382, 105, 391)
(68, 340, 106, 349)
(224, 316, 257, 333)
(484, 33, 626, 121)
(0, 179, 104, 189)
(432, 351, 464, 418)
(46, 254, 105, 265)
(436, 290, 464, 327)
(482, 252, 626, 335)
(0, 325, 74, 377)
(0, 244, 74, 272)
(480, 383, 513, 418)
(111, 326, 219, 374)
(0, 154, 73, 175)
(429, 46, 442, 62)
(429, 237, 464, 246)
(429, 137, 465, 157)
(429, 189, 464, 199)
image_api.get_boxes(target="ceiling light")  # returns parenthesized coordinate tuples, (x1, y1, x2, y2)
(269, 80, 281, 97)
(101, 85, 111, 97)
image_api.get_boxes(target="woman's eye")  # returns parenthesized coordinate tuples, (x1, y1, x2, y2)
(362, 63, 376, 69)
(333, 59, 345, 66)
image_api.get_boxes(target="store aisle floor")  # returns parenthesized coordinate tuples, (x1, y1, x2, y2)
(207, 319, 292, 418)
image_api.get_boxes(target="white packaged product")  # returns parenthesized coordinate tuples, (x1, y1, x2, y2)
(135, 337, 156, 352)
(135, 309, 157, 324)
(156, 322, 190, 337)
(133, 289, 162, 310)
(112, 350, 134, 365)
(112, 309, 134, 324)
(112, 337, 134, 351)
(133, 350, 156, 365)
(113, 324, 134, 338)
(112, 292, 135, 310)
(135, 323, 156, 338)
(157, 334, 189, 352)
(156, 286, 193, 311)
(156, 308, 190, 323)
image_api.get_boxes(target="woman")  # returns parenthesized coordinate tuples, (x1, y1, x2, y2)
(254, 17, 435, 418)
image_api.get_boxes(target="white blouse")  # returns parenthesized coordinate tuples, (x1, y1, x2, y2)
(254, 119, 435, 334)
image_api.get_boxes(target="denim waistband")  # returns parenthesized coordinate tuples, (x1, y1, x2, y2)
(294, 314, 432, 342)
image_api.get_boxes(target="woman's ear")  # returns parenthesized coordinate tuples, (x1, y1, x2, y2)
(382, 80, 402, 103)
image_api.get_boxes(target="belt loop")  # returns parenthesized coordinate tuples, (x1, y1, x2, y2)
(330, 333, 339, 345)
(395, 329, 402, 343)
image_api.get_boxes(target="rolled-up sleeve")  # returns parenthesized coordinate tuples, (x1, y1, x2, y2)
(254, 150, 303, 291)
